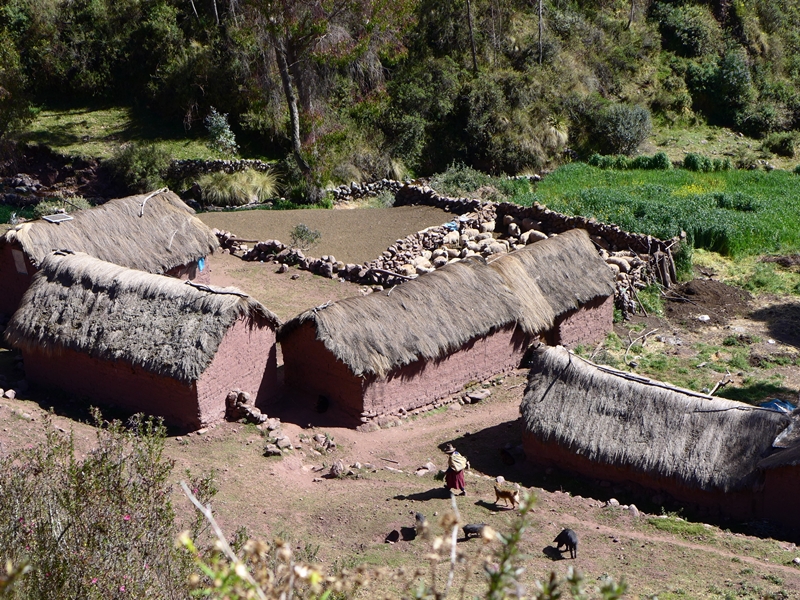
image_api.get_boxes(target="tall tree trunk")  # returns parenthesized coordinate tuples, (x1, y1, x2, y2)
(274, 35, 311, 176)
(466, 0, 478, 75)
(627, 0, 635, 29)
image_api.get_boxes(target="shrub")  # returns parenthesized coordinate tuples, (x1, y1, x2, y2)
(794, 164, 800, 175)
(205, 107, 239, 157)
(588, 152, 671, 171)
(763, 132, 797, 158)
(106, 143, 171, 194)
(594, 103, 652, 156)
(197, 169, 279, 206)
(429, 162, 493, 196)
(683, 152, 712, 172)
(0, 411, 214, 600)
(32, 196, 92, 219)
(656, 3, 721, 58)
(289, 223, 321, 250)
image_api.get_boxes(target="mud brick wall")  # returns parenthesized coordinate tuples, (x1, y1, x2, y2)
(555, 296, 614, 349)
(197, 315, 278, 420)
(281, 322, 533, 424)
(0, 243, 34, 317)
(23, 348, 203, 430)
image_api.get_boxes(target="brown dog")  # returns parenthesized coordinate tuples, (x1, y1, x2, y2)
(493, 484, 519, 509)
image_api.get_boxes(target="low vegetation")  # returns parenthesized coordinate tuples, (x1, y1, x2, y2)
(197, 169, 280, 207)
(512, 162, 800, 257)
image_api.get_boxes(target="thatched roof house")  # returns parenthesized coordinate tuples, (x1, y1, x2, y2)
(521, 345, 800, 526)
(5, 252, 280, 430)
(280, 229, 615, 424)
(0, 190, 219, 316)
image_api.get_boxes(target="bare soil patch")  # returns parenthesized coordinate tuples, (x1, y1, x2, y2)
(198, 205, 452, 265)
(664, 279, 752, 328)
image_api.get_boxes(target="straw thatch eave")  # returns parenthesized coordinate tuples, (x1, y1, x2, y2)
(2, 190, 218, 273)
(521, 345, 790, 492)
(279, 229, 615, 378)
(4, 252, 280, 383)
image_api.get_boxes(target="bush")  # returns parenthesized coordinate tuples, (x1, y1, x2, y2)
(106, 143, 171, 194)
(683, 153, 731, 173)
(205, 107, 239, 157)
(588, 152, 671, 171)
(763, 132, 797, 158)
(0, 411, 214, 599)
(32, 196, 92, 219)
(794, 164, 800, 175)
(593, 103, 652, 156)
(289, 223, 321, 250)
(429, 162, 493, 197)
(197, 169, 279, 206)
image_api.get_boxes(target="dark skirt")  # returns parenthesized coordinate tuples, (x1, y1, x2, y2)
(445, 468, 465, 491)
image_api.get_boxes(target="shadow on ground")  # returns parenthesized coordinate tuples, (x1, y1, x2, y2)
(749, 302, 800, 349)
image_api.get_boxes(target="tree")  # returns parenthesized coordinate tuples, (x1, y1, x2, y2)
(0, 29, 32, 138)
(243, 0, 415, 187)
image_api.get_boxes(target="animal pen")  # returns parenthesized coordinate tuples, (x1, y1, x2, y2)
(4, 252, 280, 430)
(520, 345, 800, 529)
(0, 189, 218, 317)
(279, 229, 616, 425)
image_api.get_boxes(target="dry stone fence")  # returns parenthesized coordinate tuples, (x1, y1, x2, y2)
(215, 182, 680, 316)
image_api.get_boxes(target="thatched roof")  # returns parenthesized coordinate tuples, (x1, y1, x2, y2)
(520, 345, 792, 492)
(279, 229, 615, 377)
(4, 252, 280, 383)
(2, 190, 218, 272)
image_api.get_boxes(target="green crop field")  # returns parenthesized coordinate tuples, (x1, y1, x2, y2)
(513, 163, 800, 257)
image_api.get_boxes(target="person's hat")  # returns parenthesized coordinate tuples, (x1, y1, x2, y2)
(442, 443, 456, 454)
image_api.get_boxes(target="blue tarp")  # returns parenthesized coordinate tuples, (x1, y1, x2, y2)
(760, 399, 796, 414)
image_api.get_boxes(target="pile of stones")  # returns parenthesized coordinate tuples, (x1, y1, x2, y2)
(168, 158, 273, 180)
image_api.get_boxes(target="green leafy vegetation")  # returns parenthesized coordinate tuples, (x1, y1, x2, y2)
(514, 163, 800, 257)
(289, 224, 322, 251)
(105, 142, 171, 194)
(0, 410, 215, 599)
(647, 515, 715, 541)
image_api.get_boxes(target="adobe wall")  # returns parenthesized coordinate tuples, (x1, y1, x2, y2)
(197, 315, 278, 420)
(281, 323, 367, 421)
(0, 243, 35, 318)
(555, 295, 614, 348)
(282, 322, 532, 425)
(363, 325, 532, 415)
(761, 468, 800, 530)
(23, 348, 203, 430)
(521, 431, 759, 521)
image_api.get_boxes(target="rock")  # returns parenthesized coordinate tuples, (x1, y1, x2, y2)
(237, 391, 252, 406)
(263, 444, 282, 457)
(266, 418, 281, 430)
(443, 231, 460, 246)
(330, 460, 345, 478)
(415, 468, 430, 477)
(277, 263, 289, 273)
(521, 229, 548, 244)
(448, 403, 462, 411)
(357, 421, 380, 433)
(607, 498, 620, 507)
(399, 264, 416, 277)
(196, 428, 208, 435)
(319, 263, 334, 278)
(276, 436, 293, 449)
(606, 256, 630, 273)
(467, 389, 492, 403)
(793, 557, 800, 565)
(627, 504, 640, 518)
(4, 389, 16, 400)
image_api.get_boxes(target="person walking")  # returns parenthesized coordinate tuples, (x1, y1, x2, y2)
(443, 443, 469, 495)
